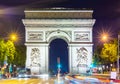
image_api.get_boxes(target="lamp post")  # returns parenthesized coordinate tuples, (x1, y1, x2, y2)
(100, 34, 108, 73)
(57, 57, 61, 73)
(100, 32, 119, 77)
(117, 34, 120, 75)
(110, 64, 113, 71)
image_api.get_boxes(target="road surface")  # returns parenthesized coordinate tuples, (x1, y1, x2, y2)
(0, 77, 69, 84)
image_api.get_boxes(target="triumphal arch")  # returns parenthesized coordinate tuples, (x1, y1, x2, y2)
(22, 8, 95, 74)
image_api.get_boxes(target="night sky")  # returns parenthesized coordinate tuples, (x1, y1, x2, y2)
(0, 0, 120, 44)
(0, 0, 120, 73)
(0, 0, 119, 44)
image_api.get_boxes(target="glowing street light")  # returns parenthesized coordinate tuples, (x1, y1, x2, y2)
(102, 35, 107, 41)
(100, 32, 120, 76)
(101, 33, 109, 42)
(10, 33, 18, 42)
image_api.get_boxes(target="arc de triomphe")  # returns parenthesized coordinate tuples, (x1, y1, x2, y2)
(22, 8, 95, 74)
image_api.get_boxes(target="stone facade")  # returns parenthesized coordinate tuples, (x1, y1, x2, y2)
(22, 8, 95, 74)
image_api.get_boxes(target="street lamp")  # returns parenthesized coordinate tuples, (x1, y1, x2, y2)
(117, 34, 120, 74)
(101, 33, 109, 42)
(102, 33, 120, 75)
(10, 33, 18, 42)
(110, 64, 113, 71)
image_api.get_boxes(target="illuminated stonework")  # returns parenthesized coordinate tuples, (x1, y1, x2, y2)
(23, 8, 95, 74)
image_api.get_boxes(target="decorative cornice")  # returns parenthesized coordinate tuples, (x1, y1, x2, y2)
(23, 24, 94, 28)
(70, 42, 93, 44)
(25, 42, 48, 45)
(25, 8, 93, 11)
(22, 19, 95, 27)
(24, 9, 93, 19)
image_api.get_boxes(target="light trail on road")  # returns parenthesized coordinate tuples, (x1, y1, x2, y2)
(0, 77, 68, 84)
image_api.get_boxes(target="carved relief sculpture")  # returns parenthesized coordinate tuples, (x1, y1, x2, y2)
(76, 47, 88, 67)
(30, 48, 41, 67)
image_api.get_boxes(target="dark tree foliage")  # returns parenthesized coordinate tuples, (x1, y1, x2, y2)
(13, 45, 26, 66)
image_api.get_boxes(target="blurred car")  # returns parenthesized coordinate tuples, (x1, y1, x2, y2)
(17, 68, 30, 78)
(83, 78, 101, 83)
(49, 74, 56, 77)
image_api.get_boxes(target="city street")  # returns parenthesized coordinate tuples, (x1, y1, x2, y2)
(0, 74, 120, 84)
(0, 78, 54, 84)
(0, 74, 111, 84)
(0, 77, 68, 84)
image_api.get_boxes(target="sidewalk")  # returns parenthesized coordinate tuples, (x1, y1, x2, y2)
(66, 73, 120, 83)
(93, 73, 120, 83)
(110, 79, 120, 84)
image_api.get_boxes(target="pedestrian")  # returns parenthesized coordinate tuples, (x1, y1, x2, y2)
(0, 68, 2, 79)
(13, 65, 17, 77)
(4, 64, 11, 78)
(1, 66, 5, 78)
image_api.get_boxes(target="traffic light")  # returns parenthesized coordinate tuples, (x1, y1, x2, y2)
(57, 64, 61, 68)
(90, 64, 94, 68)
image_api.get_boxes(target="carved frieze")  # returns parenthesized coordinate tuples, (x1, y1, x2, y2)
(27, 31, 43, 41)
(24, 24, 93, 28)
(25, 11, 93, 19)
(74, 31, 90, 41)
(45, 30, 72, 40)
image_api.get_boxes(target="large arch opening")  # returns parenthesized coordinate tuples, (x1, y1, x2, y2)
(49, 38, 69, 74)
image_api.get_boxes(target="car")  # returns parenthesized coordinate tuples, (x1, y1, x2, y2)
(17, 68, 30, 78)
(83, 78, 101, 83)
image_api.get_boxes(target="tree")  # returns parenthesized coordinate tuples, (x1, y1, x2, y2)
(93, 45, 103, 66)
(13, 45, 26, 66)
(0, 39, 6, 64)
(6, 40, 16, 63)
(100, 39, 117, 64)
(0, 39, 16, 65)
